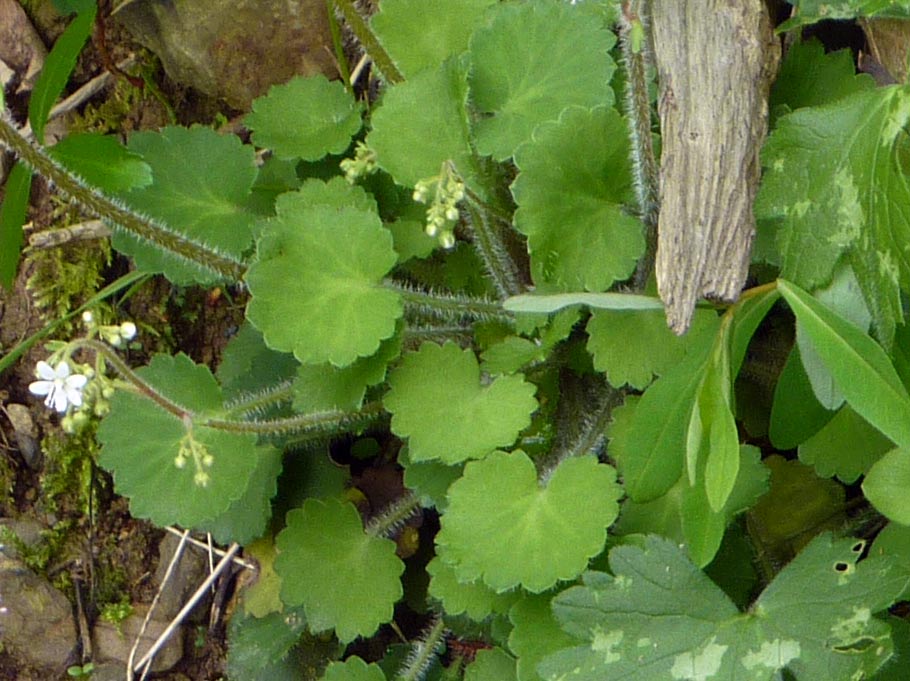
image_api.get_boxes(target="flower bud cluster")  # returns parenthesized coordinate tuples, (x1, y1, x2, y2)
(412, 163, 465, 249)
(175, 431, 215, 487)
(82, 311, 137, 348)
(340, 142, 377, 183)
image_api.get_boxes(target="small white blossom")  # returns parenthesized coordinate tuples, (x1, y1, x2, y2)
(82, 310, 93, 324)
(119, 321, 137, 340)
(29, 361, 87, 413)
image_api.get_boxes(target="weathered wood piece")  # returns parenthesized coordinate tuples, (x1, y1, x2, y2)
(651, 0, 779, 333)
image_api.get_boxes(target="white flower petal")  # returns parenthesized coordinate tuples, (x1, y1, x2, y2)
(29, 380, 53, 397)
(35, 361, 56, 381)
(66, 374, 88, 390)
(65, 386, 83, 408)
(49, 387, 69, 413)
(55, 362, 71, 379)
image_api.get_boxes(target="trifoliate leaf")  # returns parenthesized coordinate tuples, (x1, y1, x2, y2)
(246, 75, 361, 161)
(368, 56, 480, 189)
(371, 0, 496, 78)
(114, 126, 257, 285)
(508, 595, 576, 681)
(464, 648, 517, 681)
(799, 405, 892, 483)
(97, 354, 261, 528)
(49, 132, 152, 193)
(756, 88, 910, 341)
(199, 444, 282, 545)
(863, 448, 910, 524)
(436, 451, 621, 592)
(586, 309, 718, 389)
(293, 333, 401, 412)
(540, 534, 910, 681)
(779, 279, 910, 449)
(385, 342, 538, 463)
(512, 106, 645, 291)
(769, 39, 874, 121)
(427, 557, 518, 620)
(275, 498, 404, 643)
(246, 204, 401, 367)
(469, 0, 616, 160)
(321, 656, 387, 681)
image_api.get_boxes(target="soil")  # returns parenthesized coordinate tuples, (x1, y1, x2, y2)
(0, 4, 263, 679)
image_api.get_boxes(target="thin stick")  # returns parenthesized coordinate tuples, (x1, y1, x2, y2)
(164, 526, 257, 570)
(132, 543, 241, 673)
(127, 530, 189, 681)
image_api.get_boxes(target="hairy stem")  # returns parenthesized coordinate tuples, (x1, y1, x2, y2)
(386, 280, 514, 325)
(619, 0, 660, 291)
(463, 196, 523, 299)
(331, 0, 404, 84)
(395, 615, 446, 681)
(365, 491, 421, 538)
(0, 113, 246, 282)
(222, 380, 296, 419)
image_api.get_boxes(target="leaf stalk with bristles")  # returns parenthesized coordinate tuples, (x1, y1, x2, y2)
(331, 0, 404, 84)
(395, 615, 446, 681)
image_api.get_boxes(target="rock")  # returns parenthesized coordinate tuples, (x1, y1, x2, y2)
(113, 0, 337, 110)
(152, 532, 210, 621)
(84, 661, 127, 681)
(0, 0, 47, 94)
(4, 403, 42, 470)
(0, 516, 45, 558)
(92, 603, 183, 673)
(0, 553, 76, 672)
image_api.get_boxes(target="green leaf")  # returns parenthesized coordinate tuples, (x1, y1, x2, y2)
(226, 609, 312, 681)
(779, 0, 910, 30)
(275, 498, 404, 643)
(293, 333, 401, 412)
(368, 56, 480, 189)
(427, 557, 518, 620)
(28, 2, 97, 143)
(321, 656, 388, 681)
(469, 0, 616, 160)
(616, 350, 712, 502)
(97, 354, 261, 528)
(245, 75, 361, 161)
(217, 323, 299, 400)
(864, 448, 910, 524)
(540, 534, 910, 681)
(246, 204, 401, 367)
(481, 337, 545, 375)
(778, 279, 910, 448)
(769, 39, 875, 121)
(587, 309, 718, 389)
(511, 106, 645, 291)
(729, 287, 781, 376)
(436, 451, 621, 592)
(385, 342, 537, 463)
(756, 88, 910, 341)
(504, 292, 664, 314)
(769, 344, 836, 450)
(507, 595, 576, 681)
(371, 0, 496, 78)
(48, 133, 152, 193)
(0, 163, 32, 288)
(799, 405, 893, 483)
(199, 445, 282, 545)
(114, 126, 258, 285)
(400, 447, 463, 512)
(464, 648, 517, 681)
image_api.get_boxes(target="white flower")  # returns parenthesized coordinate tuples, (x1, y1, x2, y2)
(119, 321, 137, 340)
(29, 361, 87, 413)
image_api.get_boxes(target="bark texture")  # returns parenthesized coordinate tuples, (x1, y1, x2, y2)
(651, 0, 779, 333)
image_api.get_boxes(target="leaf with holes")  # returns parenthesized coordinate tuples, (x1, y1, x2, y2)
(540, 534, 910, 681)
(436, 451, 621, 592)
(275, 498, 404, 643)
(385, 342, 538, 463)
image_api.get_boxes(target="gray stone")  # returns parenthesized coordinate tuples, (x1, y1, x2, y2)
(84, 661, 128, 681)
(112, 0, 337, 110)
(0, 554, 76, 672)
(93, 603, 183, 673)
(0, 516, 45, 559)
(152, 532, 210, 622)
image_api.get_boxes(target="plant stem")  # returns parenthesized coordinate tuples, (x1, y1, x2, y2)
(0, 113, 246, 282)
(395, 615, 446, 681)
(463, 196, 523, 299)
(365, 491, 421, 538)
(386, 280, 514, 325)
(619, 0, 660, 291)
(201, 401, 385, 437)
(331, 0, 404, 84)
(222, 381, 296, 419)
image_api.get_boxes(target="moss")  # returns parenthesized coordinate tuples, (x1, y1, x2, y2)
(40, 425, 97, 516)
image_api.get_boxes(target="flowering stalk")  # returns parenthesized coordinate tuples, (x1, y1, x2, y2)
(463, 195, 523, 299)
(387, 280, 514, 326)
